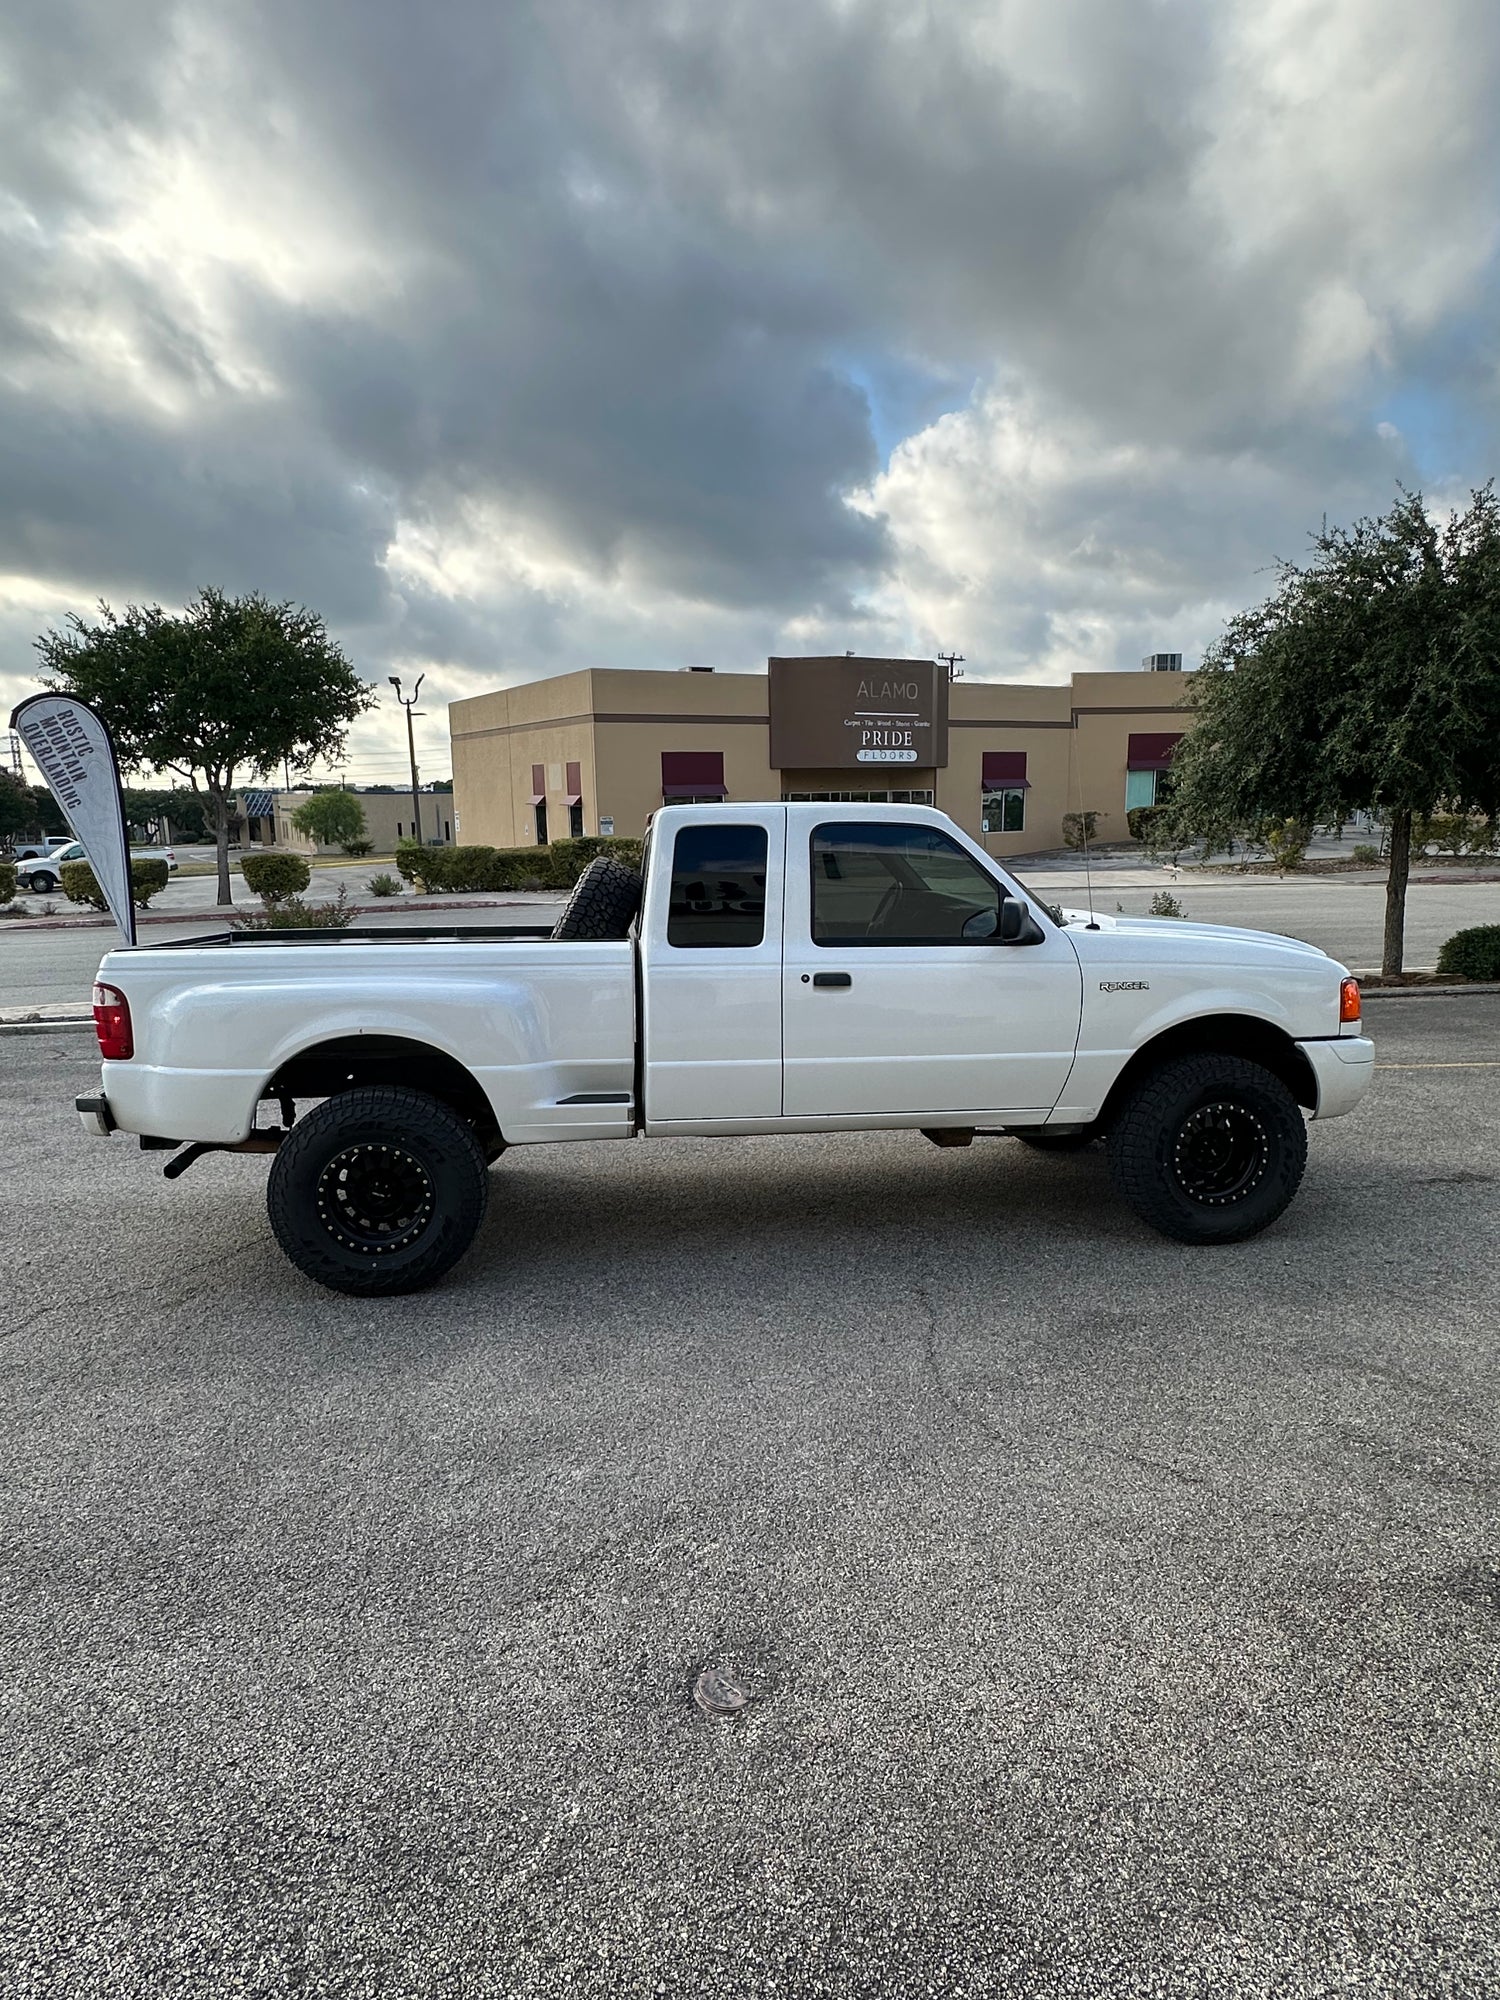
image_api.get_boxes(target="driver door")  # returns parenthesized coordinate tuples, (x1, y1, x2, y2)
(781, 816, 1082, 1116)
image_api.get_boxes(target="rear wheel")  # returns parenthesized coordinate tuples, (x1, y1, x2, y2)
(266, 1085, 489, 1295)
(1106, 1053, 1307, 1244)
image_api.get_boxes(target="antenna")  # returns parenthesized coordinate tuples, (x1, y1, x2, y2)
(1068, 720, 1101, 930)
(937, 651, 965, 681)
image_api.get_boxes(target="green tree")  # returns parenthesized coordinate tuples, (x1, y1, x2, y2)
(0, 770, 33, 848)
(36, 589, 376, 906)
(290, 787, 367, 851)
(1162, 488, 1500, 974)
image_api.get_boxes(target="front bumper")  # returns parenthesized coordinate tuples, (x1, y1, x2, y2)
(1296, 1035, 1375, 1119)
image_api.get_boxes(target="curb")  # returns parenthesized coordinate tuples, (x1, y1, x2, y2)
(0, 1018, 94, 1035)
(1359, 982, 1500, 1000)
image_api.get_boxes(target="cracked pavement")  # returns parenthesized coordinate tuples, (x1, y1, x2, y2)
(2, 1004, 1499, 1997)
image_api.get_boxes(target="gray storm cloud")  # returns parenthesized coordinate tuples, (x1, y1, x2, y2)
(1, 0, 1496, 776)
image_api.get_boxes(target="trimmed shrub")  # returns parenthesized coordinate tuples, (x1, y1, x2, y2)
(1127, 806, 1166, 845)
(392, 836, 645, 896)
(1435, 925, 1500, 982)
(0, 860, 15, 904)
(61, 858, 170, 910)
(1351, 843, 1380, 866)
(1062, 811, 1102, 850)
(241, 852, 312, 905)
(366, 872, 402, 897)
(342, 839, 374, 857)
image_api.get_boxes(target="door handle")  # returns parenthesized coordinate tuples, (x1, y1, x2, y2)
(812, 971, 852, 988)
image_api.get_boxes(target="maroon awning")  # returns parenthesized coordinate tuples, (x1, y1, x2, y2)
(529, 793, 545, 805)
(981, 750, 1029, 788)
(563, 794, 582, 807)
(1127, 732, 1183, 771)
(661, 750, 726, 799)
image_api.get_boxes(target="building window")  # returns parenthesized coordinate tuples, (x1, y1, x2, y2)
(666, 824, 767, 948)
(811, 822, 1000, 945)
(982, 788, 1026, 833)
(662, 750, 728, 802)
(1125, 733, 1183, 813)
(980, 750, 1028, 833)
(568, 801, 584, 838)
(534, 801, 548, 845)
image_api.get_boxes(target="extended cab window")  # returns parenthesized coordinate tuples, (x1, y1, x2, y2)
(811, 822, 1001, 945)
(667, 825, 768, 948)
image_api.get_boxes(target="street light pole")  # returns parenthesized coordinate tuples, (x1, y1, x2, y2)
(389, 674, 425, 844)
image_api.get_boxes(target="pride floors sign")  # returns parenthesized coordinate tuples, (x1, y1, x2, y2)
(767, 655, 950, 772)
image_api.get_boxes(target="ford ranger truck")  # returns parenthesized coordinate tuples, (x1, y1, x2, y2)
(75, 804, 1374, 1294)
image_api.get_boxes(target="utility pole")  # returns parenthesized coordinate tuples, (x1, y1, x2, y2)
(388, 674, 425, 844)
(937, 651, 965, 681)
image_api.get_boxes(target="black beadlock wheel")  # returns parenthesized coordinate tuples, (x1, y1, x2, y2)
(550, 857, 643, 941)
(1106, 1053, 1308, 1245)
(266, 1085, 489, 1295)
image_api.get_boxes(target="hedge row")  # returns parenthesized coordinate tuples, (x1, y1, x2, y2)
(60, 859, 170, 910)
(1436, 925, 1500, 982)
(394, 836, 644, 895)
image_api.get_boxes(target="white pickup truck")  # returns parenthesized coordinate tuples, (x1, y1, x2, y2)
(77, 803, 1373, 1294)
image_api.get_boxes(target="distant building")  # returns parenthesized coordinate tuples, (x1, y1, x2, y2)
(450, 660, 1194, 855)
(1142, 652, 1184, 672)
(262, 780, 458, 852)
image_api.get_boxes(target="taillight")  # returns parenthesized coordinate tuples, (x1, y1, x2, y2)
(92, 982, 133, 1060)
(1339, 977, 1362, 1025)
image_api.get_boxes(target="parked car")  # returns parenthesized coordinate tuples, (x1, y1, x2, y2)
(75, 803, 1374, 1296)
(8, 835, 73, 861)
(17, 841, 177, 894)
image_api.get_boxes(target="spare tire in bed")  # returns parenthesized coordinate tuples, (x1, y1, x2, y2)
(550, 856, 643, 941)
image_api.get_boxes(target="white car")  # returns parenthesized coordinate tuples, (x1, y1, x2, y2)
(18, 841, 177, 895)
(76, 802, 1373, 1294)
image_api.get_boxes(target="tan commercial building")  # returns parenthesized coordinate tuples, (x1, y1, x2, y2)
(450, 659, 1195, 857)
(235, 788, 458, 854)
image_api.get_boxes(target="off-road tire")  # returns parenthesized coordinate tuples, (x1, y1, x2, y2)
(266, 1085, 489, 1296)
(1014, 1127, 1098, 1152)
(28, 870, 56, 895)
(550, 857, 642, 941)
(1106, 1053, 1307, 1245)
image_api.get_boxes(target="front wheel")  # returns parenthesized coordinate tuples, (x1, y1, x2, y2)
(1106, 1054, 1307, 1245)
(266, 1085, 489, 1295)
(28, 871, 56, 895)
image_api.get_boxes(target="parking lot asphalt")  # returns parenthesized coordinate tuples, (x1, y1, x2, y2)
(3, 1001, 1499, 1998)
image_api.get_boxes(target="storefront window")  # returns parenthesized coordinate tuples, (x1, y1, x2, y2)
(981, 788, 1025, 834)
(1125, 770, 1157, 811)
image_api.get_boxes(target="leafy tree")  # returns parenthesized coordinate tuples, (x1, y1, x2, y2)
(36, 589, 376, 905)
(290, 787, 367, 851)
(0, 770, 33, 847)
(123, 786, 211, 843)
(0, 773, 65, 846)
(1162, 488, 1500, 973)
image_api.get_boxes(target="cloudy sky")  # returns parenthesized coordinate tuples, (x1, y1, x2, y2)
(3, 0, 1497, 783)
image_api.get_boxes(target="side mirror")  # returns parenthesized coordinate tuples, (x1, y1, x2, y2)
(998, 896, 1045, 946)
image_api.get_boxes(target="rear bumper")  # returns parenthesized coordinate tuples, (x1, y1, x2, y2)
(1297, 1035, 1375, 1119)
(76, 1093, 115, 1138)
